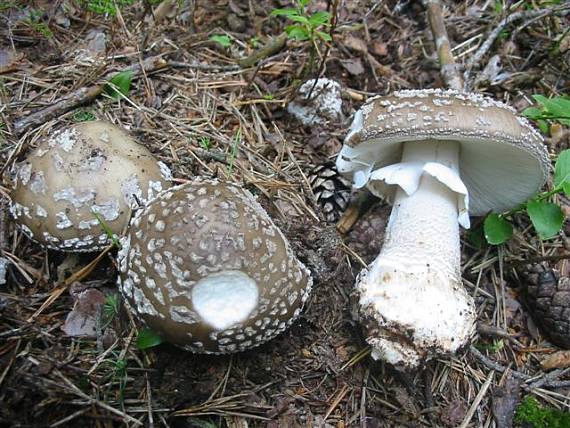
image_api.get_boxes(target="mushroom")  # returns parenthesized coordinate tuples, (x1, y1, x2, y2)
(336, 89, 549, 368)
(117, 178, 313, 353)
(9, 121, 172, 252)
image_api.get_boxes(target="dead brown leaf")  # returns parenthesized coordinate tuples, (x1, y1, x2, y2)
(541, 350, 570, 370)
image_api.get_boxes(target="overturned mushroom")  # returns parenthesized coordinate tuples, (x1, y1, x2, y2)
(9, 121, 171, 251)
(117, 178, 313, 353)
(336, 89, 549, 369)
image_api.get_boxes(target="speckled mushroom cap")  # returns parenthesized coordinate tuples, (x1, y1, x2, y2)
(117, 178, 313, 354)
(9, 121, 172, 251)
(336, 89, 550, 215)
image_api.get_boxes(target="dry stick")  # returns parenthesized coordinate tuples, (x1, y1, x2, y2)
(423, 0, 463, 91)
(237, 32, 288, 68)
(463, 4, 570, 90)
(458, 370, 495, 428)
(13, 55, 169, 135)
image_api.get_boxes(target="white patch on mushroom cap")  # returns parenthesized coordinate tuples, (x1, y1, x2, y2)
(191, 270, 259, 331)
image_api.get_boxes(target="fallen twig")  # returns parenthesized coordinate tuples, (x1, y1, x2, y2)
(463, 4, 570, 89)
(423, 0, 463, 90)
(13, 55, 169, 135)
(237, 33, 288, 68)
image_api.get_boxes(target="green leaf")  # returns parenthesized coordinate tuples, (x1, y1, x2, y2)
(209, 34, 232, 48)
(554, 149, 570, 190)
(286, 25, 310, 40)
(104, 70, 133, 100)
(541, 96, 570, 119)
(527, 200, 564, 240)
(270, 8, 299, 17)
(286, 14, 310, 24)
(309, 11, 331, 27)
(484, 213, 513, 245)
(298, 0, 310, 7)
(136, 328, 163, 350)
(317, 31, 332, 41)
(537, 119, 549, 134)
(522, 106, 544, 120)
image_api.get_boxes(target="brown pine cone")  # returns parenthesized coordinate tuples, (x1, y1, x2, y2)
(523, 263, 570, 348)
(308, 161, 351, 223)
(345, 204, 391, 264)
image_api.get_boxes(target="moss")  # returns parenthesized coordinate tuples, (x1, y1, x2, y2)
(515, 396, 570, 427)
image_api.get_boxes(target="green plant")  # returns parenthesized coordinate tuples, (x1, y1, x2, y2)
(81, 0, 136, 16)
(24, 10, 53, 38)
(271, 0, 331, 42)
(475, 339, 504, 353)
(210, 34, 232, 48)
(197, 136, 211, 150)
(523, 95, 570, 134)
(515, 396, 570, 427)
(102, 293, 120, 328)
(92, 211, 122, 249)
(483, 96, 570, 245)
(73, 110, 96, 122)
(104, 70, 133, 101)
(136, 327, 163, 350)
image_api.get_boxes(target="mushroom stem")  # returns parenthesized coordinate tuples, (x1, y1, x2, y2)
(358, 140, 476, 368)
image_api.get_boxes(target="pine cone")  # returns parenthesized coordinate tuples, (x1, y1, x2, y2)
(308, 161, 351, 223)
(345, 204, 390, 263)
(524, 263, 570, 348)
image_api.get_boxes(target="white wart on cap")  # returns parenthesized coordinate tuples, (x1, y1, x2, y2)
(9, 121, 172, 252)
(336, 89, 549, 369)
(117, 179, 313, 354)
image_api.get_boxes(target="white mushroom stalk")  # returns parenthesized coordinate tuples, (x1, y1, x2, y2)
(336, 89, 549, 369)
(357, 139, 475, 368)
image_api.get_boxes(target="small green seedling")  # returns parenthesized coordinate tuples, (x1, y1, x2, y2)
(24, 10, 53, 38)
(210, 34, 232, 48)
(197, 136, 211, 150)
(102, 293, 120, 328)
(515, 396, 570, 428)
(73, 110, 96, 122)
(271, 0, 332, 42)
(104, 70, 133, 101)
(136, 327, 163, 350)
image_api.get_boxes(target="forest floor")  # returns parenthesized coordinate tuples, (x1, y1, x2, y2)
(1, 0, 570, 427)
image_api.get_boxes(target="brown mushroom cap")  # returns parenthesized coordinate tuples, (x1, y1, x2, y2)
(9, 121, 172, 251)
(117, 178, 313, 354)
(337, 89, 550, 215)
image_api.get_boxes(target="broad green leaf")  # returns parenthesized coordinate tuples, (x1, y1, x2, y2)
(286, 14, 310, 24)
(270, 8, 299, 17)
(317, 31, 332, 41)
(299, 0, 310, 7)
(209, 34, 231, 48)
(541, 96, 570, 119)
(532, 94, 549, 105)
(522, 106, 544, 120)
(554, 149, 570, 189)
(309, 11, 331, 27)
(136, 328, 163, 350)
(527, 200, 564, 239)
(105, 70, 133, 100)
(484, 213, 513, 245)
(286, 25, 309, 40)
